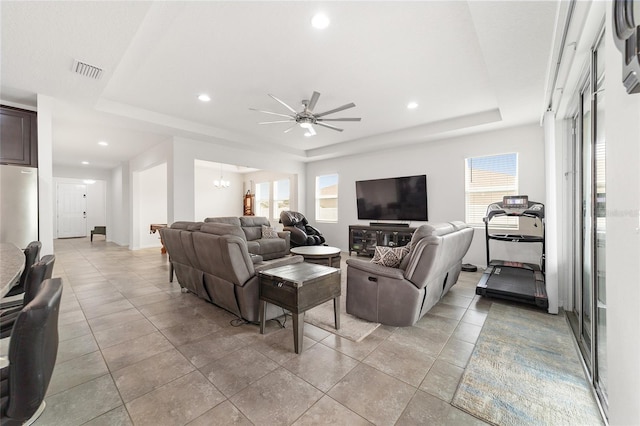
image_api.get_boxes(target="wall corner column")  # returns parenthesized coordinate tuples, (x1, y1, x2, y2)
(543, 109, 559, 314)
(36, 94, 54, 255)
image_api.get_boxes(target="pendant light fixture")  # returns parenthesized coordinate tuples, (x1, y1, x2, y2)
(214, 164, 230, 188)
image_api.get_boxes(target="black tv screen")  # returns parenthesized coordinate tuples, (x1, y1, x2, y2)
(356, 175, 428, 221)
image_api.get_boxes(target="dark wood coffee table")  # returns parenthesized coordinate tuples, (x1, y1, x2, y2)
(258, 262, 341, 354)
(290, 246, 341, 268)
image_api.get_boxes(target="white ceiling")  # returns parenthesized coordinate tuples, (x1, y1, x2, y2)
(1, 1, 559, 169)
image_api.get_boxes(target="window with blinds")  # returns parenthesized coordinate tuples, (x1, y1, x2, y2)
(465, 153, 518, 228)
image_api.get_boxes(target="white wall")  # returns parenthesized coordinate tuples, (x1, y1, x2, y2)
(168, 136, 306, 223)
(305, 123, 546, 268)
(135, 163, 167, 249)
(119, 136, 306, 244)
(108, 163, 129, 246)
(194, 161, 244, 220)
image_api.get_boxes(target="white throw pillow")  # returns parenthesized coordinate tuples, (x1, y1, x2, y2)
(371, 245, 410, 268)
(261, 225, 279, 239)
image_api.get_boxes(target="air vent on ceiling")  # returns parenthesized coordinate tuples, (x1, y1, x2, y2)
(72, 59, 103, 80)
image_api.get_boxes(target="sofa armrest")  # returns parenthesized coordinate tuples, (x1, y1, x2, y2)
(277, 231, 291, 253)
(346, 258, 406, 280)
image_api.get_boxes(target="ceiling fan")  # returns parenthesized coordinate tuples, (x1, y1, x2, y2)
(250, 91, 361, 136)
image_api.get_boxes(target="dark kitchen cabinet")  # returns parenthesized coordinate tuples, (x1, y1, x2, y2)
(0, 105, 38, 167)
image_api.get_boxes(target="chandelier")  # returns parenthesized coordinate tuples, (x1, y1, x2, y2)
(214, 164, 230, 188)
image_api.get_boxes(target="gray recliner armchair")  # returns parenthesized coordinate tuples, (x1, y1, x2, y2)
(279, 211, 325, 247)
(346, 222, 473, 326)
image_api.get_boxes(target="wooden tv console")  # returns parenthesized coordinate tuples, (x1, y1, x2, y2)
(348, 224, 416, 257)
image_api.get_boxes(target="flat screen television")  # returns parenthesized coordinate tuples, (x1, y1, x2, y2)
(356, 175, 428, 221)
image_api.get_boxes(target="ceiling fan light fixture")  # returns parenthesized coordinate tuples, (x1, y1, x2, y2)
(312, 13, 330, 29)
(299, 122, 313, 129)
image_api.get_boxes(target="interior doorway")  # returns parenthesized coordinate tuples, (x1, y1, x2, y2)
(56, 183, 87, 238)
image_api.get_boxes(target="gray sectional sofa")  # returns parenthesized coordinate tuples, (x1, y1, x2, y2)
(346, 221, 474, 326)
(160, 219, 302, 322)
(204, 216, 290, 260)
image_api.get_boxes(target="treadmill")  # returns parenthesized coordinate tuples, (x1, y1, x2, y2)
(475, 195, 548, 309)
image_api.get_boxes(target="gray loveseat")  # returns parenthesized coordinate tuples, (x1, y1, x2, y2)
(346, 221, 474, 326)
(160, 221, 302, 322)
(204, 216, 290, 260)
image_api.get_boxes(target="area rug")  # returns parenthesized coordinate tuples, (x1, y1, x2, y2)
(452, 304, 603, 426)
(304, 263, 380, 342)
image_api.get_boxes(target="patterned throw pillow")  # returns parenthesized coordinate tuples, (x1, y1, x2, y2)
(371, 245, 410, 268)
(261, 225, 279, 239)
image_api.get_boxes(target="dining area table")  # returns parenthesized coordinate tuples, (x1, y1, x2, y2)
(1, 242, 25, 298)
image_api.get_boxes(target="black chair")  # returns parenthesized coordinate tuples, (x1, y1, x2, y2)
(0, 278, 63, 426)
(3, 241, 41, 299)
(0, 255, 56, 339)
(279, 211, 326, 247)
(90, 226, 106, 242)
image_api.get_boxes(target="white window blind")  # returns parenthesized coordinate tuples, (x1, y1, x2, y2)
(316, 174, 338, 222)
(465, 153, 518, 228)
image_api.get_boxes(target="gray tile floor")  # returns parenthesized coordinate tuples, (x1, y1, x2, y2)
(35, 238, 529, 425)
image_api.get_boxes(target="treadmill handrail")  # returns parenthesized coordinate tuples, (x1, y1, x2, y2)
(487, 233, 544, 243)
(484, 210, 544, 222)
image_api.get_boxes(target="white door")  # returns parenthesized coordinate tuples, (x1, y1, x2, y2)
(57, 183, 87, 238)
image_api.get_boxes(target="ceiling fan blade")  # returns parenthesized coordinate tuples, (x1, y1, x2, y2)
(258, 120, 293, 124)
(249, 108, 295, 119)
(268, 94, 298, 114)
(307, 91, 321, 112)
(314, 102, 356, 118)
(315, 122, 344, 132)
(317, 117, 362, 122)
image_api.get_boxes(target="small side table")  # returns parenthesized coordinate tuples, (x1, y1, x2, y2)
(258, 262, 341, 354)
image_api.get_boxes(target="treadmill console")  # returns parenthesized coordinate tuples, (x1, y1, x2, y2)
(503, 195, 528, 209)
(485, 195, 544, 220)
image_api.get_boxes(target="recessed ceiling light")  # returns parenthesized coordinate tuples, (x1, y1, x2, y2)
(311, 13, 330, 29)
(83, 179, 96, 185)
(98, 141, 108, 146)
(407, 102, 419, 109)
(198, 94, 211, 102)
(81, 161, 89, 165)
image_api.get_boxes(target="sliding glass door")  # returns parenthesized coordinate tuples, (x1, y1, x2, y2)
(568, 30, 607, 415)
